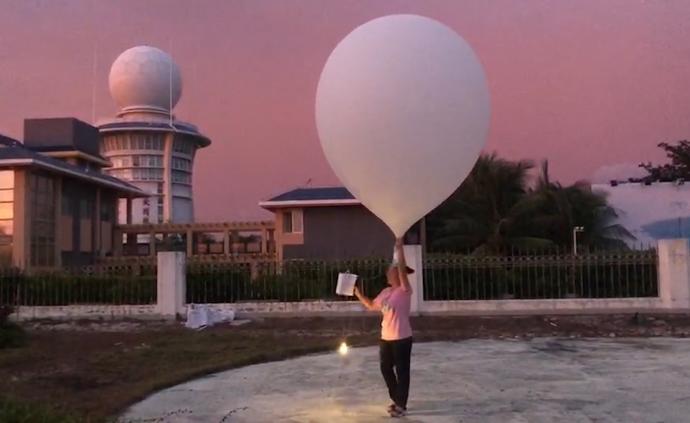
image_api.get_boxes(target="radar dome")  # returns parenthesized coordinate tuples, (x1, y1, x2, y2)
(109, 46, 182, 113)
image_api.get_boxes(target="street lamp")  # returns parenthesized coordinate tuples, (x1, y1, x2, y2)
(572, 226, 585, 256)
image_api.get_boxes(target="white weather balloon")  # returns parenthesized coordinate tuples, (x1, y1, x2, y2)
(316, 14, 490, 237)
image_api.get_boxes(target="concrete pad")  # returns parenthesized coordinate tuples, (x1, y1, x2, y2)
(121, 339, 690, 422)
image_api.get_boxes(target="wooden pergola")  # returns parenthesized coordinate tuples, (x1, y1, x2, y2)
(113, 221, 276, 258)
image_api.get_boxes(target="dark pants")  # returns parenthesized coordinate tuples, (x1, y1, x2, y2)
(379, 337, 413, 409)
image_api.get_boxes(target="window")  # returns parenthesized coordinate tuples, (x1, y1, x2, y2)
(172, 157, 191, 171)
(0, 171, 13, 242)
(80, 197, 94, 219)
(111, 156, 133, 168)
(130, 168, 163, 182)
(100, 202, 111, 222)
(172, 170, 191, 184)
(283, 211, 292, 233)
(29, 172, 55, 267)
(173, 138, 194, 155)
(282, 209, 303, 234)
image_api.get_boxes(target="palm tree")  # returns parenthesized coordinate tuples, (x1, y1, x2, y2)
(427, 154, 554, 254)
(427, 156, 635, 254)
(527, 160, 634, 251)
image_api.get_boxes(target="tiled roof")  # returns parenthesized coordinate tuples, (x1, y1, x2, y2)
(268, 187, 355, 202)
(0, 136, 144, 195)
(260, 187, 360, 209)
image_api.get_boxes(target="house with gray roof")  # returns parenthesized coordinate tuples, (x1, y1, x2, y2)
(260, 187, 424, 260)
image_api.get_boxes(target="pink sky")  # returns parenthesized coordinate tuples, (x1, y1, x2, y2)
(1, 0, 689, 221)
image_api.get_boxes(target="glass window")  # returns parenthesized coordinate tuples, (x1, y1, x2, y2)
(292, 209, 303, 233)
(283, 211, 293, 233)
(171, 170, 191, 184)
(80, 197, 94, 218)
(0, 220, 13, 236)
(172, 157, 191, 171)
(0, 190, 12, 202)
(29, 172, 56, 267)
(0, 203, 13, 220)
(282, 210, 303, 233)
(61, 193, 72, 216)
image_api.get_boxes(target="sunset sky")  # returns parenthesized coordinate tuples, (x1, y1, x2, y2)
(1, 0, 689, 221)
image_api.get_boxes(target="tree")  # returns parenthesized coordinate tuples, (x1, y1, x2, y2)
(528, 161, 634, 250)
(426, 156, 635, 254)
(640, 140, 690, 181)
(427, 154, 554, 254)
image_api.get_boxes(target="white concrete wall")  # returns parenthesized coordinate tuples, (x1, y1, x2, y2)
(156, 251, 186, 318)
(10, 239, 690, 320)
(208, 301, 368, 317)
(658, 239, 690, 309)
(11, 305, 156, 321)
(422, 298, 665, 315)
(403, 244, 424, 315)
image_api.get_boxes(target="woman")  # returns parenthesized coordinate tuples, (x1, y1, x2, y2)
(354, 238, 413, 418)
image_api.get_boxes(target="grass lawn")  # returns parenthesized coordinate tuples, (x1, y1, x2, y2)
(2, 313, 690, 422)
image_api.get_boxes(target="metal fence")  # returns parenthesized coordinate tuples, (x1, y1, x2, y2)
(0, 249, 660, 307)
(186, 259, 389, 303)
(0, 265, 157, 307)
(424, 249, 658, 301)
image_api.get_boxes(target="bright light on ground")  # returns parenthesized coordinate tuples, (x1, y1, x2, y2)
(338, 342, 349, 356)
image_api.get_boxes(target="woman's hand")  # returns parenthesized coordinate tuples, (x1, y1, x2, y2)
(394, 238, 412, 292)
(353, 284, 379, 311)
(395, 238, 404, 249)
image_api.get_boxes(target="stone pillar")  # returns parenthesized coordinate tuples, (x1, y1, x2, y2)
(156, 251, 186, 318)
(658, 239, 690, 309)
(402, 244, 424, 316)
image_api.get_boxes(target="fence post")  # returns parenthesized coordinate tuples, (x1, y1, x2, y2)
(658, 239, 690, 310)
(403, 244, 424, 316)
(156, 251, 187, 318)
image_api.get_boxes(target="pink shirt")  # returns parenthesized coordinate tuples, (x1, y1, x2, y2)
(374, 286, 413, 341)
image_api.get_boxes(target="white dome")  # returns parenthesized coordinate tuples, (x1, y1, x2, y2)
(109, 46, 182, 113)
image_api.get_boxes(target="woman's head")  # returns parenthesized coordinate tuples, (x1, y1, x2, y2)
(385, 265, 414, 287)
(386, 266, 400, 287)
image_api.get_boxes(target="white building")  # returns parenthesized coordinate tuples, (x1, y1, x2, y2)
(97, 46, 211, 224)
(593, 181, 690, 247)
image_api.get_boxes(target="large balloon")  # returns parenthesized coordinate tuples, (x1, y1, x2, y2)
(316, 14, 490, 237)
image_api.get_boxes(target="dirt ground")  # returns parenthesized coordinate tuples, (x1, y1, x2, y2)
(3, 313, 690, 421)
